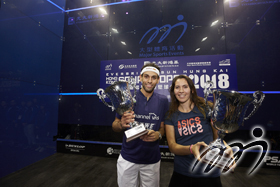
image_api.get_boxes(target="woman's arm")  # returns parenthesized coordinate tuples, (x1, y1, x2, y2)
(165, 124, 208, 158)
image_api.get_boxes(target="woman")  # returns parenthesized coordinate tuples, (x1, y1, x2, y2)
(165, 75, 231, 187)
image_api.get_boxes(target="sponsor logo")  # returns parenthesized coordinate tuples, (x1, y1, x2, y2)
(105, 64, 112, 71)
(192, 126, 269, 175)
(138, 122, 156, 130)
(161, 151, 175, 160)
(135, 113, 159, 121)
(264, 156, 280, 166)
(107, 147, 121, 155)
(139, 46, 184, 58)
(68, 14, 105, 25)
(65, 144, 86, 153)
(119, 64, 137, 69)
(107, 147, 113, 155)
(187, 61, 211, 67)
(177, 117, 203, 136)
(140, 15, 187, 44)
(144, 60, 179, 68)
(65, 144, 85, 149)
(138, 15, 186, 58)
(219, 59, 231, 66)
(119, 64, 124, 69)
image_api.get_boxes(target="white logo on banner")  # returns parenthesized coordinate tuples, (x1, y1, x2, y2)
(107, 147, 121, 155)
(144, 60, 179, 67)
(264, 156, 280, 166)
(105, 64, 112, 71)
(219, 59, 231, 66)
(119, 64, 125, 69)
(119, 64, 138, 69)
(187, 62, 211, 67)
(65, 144, 85, 153)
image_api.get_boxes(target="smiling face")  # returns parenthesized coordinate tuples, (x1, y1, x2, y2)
(140, 71, 159, 94)
(174, 78, 192, 105)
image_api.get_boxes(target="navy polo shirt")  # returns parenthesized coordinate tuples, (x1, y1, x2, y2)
(116, 90, 169, 164)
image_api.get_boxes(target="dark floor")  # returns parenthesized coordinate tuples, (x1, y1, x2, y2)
(0, 153, 280, 187)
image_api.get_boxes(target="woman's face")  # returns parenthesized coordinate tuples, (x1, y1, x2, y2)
(174, 78, 192, 104)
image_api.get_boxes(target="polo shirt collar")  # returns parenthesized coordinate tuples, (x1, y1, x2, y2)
(138, 89, 155, 101)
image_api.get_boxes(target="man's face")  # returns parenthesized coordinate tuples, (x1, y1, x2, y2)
(139, 71, 159, 93)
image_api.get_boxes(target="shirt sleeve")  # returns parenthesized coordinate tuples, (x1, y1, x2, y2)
(115, 112, 121, 119)
(164, 113, 174, 126)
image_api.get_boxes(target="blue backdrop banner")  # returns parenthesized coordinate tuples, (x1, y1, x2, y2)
(100, 54, 237, 100)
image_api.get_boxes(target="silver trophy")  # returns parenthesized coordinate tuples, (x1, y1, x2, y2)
(200, 81, 265, 171)
(97, 77, 148, 142)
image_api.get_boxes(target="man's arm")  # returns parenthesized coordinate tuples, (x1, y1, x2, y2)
(112, 117, 123, 132)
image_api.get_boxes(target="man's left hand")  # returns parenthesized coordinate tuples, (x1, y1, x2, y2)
(140, 130, 160, 142)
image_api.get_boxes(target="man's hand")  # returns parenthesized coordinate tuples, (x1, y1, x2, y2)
(112, 111, 135, 132)
(140, 130, 160, 142)
(120, 111, 135, 130)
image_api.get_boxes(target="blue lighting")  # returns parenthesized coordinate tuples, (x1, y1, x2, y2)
(59, 91, 279, 95)
(59, 93, 97, 95)
(46, 0, 65, 12)
(239, 91, 280, 94)
(25, 92, 97, 95)
(47, 0, 144, 13)
(56, 139, 280, 154)
(25, 91, 280, 96)
(57, 138, 122, 146)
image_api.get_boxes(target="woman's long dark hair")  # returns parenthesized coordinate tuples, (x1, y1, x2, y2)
(167, 75, 212, 119)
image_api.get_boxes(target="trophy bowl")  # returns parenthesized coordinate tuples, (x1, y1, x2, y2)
(103, 81, 135, 116)
(211, 90, 260, 134)
(199, 81, 265, 171)
(97, 78, 148, 142)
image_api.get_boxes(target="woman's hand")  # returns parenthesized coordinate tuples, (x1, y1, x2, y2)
(223, 141, 236, 172)
(191, 141, 208, 160)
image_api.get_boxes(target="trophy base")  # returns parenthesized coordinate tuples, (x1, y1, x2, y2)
(125, 124, 148, 142)
(200, 147, 234, 173)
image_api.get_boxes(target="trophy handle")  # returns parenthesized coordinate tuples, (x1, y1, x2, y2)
(244, 91, 265, 120)
(128, 77, 137, 103)
(96, 88, 115, 111)
(204, 80, 214, 116)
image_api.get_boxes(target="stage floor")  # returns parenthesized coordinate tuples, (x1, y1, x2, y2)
(0, 153, 279, 187)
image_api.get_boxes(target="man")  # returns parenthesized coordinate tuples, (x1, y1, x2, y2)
(112, 63, 169, 187)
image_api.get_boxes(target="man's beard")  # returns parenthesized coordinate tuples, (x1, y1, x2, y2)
(142, 84, 155, 93)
